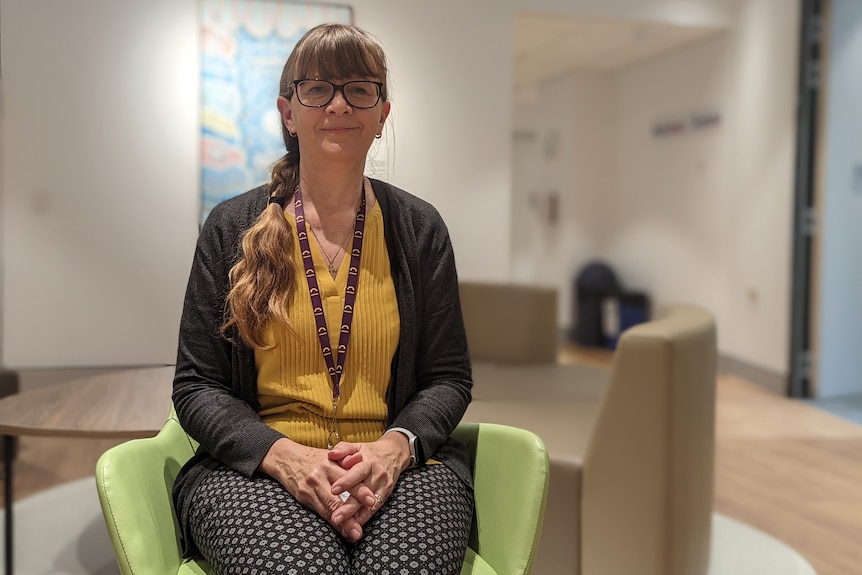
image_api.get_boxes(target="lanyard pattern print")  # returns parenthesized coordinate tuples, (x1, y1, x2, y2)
(293, 184, 367, 448)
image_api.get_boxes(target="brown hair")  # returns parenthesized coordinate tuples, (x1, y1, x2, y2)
(221, 23, 389, 349)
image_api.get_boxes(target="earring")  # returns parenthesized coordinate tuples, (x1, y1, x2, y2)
(375, 133, 382, 139)
(289, 130, 296, 138)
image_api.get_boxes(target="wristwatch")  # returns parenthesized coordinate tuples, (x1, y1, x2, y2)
(385, 427, 421, 469)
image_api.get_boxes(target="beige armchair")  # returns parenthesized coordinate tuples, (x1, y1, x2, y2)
(464, 304, 717, 575)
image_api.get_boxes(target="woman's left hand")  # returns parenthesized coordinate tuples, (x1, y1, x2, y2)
(328, 432, 413, 525)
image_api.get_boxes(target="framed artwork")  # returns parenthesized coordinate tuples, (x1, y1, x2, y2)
(199, 0, 353, 223)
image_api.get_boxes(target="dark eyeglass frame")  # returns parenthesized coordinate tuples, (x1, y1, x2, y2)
(289, 79, 384, 109)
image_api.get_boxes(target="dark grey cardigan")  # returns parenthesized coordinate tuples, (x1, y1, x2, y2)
(172, 179, 473, 557)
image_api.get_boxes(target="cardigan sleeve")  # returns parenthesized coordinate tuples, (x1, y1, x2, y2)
(386, 198, 473, 463)
(171, 197, 285, 477)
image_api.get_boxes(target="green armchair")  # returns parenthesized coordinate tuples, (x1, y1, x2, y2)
(95, 410, 549, 575)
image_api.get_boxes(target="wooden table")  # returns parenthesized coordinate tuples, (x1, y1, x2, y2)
(0, 366, 174, 575)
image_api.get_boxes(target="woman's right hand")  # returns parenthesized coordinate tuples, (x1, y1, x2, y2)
(258, 437, 366, 542)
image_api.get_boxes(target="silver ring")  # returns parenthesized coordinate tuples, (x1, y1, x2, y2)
(374, 493, 383, 505)
(339, 491, 350, 503)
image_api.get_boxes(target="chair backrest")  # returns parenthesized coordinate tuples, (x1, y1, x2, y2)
(459, 282, 558, 364)
(581, 304, 717, 575)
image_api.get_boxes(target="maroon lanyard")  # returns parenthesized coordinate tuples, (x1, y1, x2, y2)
(293, 184, 367, 408)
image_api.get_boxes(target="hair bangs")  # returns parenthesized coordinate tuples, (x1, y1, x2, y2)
(288, 25, 388, 100)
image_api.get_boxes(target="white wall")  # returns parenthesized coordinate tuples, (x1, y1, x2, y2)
(614, 0, 799, 375)
(721, 0, 799, 375)
(0, 0, 515, 368)
(514, 0, 737, 28)
(347, 0, 513, 280)
(1, 0, 793, 374)
(512, 73, 615, 327)
(1, 0, 201, 368)
(817, 0, 862, 397)
(515, 0, 799, 376)
(610, 34, 735, 340)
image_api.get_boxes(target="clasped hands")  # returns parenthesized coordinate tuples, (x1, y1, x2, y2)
(260, 431, 412, 543)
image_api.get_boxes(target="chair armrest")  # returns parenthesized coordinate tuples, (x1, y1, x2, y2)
(453, 422, 550, 575)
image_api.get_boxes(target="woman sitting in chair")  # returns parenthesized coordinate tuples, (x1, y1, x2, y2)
(172, 23, 474, 575)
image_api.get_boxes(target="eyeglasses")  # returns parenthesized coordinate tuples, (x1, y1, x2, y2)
(291, 79, 383, 109)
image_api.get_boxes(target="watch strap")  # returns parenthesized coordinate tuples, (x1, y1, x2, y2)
(385, 427, 420, 468)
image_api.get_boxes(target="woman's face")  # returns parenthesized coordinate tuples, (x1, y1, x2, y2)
(277, 70, 390, 165)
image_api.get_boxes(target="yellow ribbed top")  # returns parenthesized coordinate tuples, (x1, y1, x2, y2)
(255, 202, 400, 449)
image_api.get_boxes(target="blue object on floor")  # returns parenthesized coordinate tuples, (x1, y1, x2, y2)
(572, 262, 621, 347)
(605, 292, 651, 350)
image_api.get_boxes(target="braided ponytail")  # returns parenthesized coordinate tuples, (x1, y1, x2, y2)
(221, 139, 300, 348)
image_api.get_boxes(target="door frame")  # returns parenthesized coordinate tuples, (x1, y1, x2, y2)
(788, 0, 827, 398)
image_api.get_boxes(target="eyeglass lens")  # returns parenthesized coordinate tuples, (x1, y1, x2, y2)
(296, 80, 380, 109)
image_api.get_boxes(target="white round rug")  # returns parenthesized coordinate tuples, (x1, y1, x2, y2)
(0, 477, 817, 575)
(708, 513, 817, 575)
(2, 476, 118, 575)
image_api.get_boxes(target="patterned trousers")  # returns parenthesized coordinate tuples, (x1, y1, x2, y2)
(188, 463, 473, 575)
